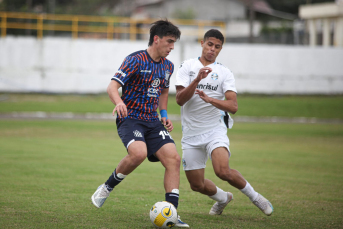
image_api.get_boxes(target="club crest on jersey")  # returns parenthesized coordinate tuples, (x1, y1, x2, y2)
(164, 70, 171, 87)
(151, 78, 160, 88)
(211, 72, 219, 80)
(189, 71, 196, 78)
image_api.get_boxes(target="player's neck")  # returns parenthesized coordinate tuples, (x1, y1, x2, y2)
(146, 47, 161, 62)
(199, 56, 215, 67)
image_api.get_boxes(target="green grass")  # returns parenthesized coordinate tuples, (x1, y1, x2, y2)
(0, 93, 342, 228)
(1, 93, 343, 119)
(0, 119, 342, 228)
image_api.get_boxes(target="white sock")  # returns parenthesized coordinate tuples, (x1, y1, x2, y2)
(240, 181, 259, 202)
(171, 189, 179, 195)
(209, 187, 228, 203)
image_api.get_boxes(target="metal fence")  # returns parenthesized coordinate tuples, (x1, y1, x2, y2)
(0, 12, 225, 41)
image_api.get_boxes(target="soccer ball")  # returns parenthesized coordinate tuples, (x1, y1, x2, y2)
(150, 201, 178, 228)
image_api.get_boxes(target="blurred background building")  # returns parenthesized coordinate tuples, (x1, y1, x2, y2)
(0, 0, 342, 94)
(1, 0, 340, 45)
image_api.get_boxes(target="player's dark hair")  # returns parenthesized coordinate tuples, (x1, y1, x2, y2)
(148, 19, 181, 46)
(204, 29, 225, 44)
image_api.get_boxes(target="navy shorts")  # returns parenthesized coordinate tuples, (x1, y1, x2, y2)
(117, 118, 175, 162)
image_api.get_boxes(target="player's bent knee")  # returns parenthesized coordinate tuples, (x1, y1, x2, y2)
(166, 155, 181, 168)
(129, 152, 147, 165)
(165, 151, 181, 164)
(173, 153, 181, 164)
(190, 183, 204, 192)
(215, 170, 234, 182)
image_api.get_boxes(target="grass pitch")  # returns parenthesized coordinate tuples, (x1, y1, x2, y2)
(1, 93, 343, 119)
(0, 119, 342, 228)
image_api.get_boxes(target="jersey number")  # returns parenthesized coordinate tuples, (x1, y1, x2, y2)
(159, 130, 172, 140)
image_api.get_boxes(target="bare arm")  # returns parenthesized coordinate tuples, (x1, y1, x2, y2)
(176, 67, 212, 106)
(107, 80, 127, 118)
(159, 87, 169, 111)
(195, 89, 238, 114)
(159, 88, 173, 132)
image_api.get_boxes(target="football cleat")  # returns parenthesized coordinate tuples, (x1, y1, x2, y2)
(209, 192, 233, 215)
(252, 194, 274, 216)
(175, 215, 189, 228)
(91, 184, 110, 208)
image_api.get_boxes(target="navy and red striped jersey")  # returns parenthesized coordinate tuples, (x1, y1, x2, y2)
(112, 50, 173, 124)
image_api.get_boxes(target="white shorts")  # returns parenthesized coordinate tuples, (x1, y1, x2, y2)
(181, 125, 231, 171)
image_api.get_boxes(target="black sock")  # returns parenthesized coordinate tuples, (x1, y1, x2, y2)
(104, 169, 124, 192)
(165, 192, 179, 209)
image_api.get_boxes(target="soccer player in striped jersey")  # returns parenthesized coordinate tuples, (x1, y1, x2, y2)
(175, 29, 273, 217)
(91, 19, 189, 228)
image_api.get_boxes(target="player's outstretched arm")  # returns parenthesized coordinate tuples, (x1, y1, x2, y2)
(107, 80, 127, 118)
(176, 67, 212, 106)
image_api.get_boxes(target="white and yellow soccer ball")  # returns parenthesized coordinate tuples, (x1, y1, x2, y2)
(150, 201, 178, 228)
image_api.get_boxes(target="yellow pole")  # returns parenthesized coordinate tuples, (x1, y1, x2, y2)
(198, 22, 204, 43)
(107, 19, 113, 40)
(130, 20, 136, 41)
(37, 14, 43, 39)
(72, 16, 78, 39)
(221, 21, 226, 42)
(1, 13, 6, 37)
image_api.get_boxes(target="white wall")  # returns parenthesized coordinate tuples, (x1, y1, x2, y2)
(184, 44, 343, 94)
(0, 36, 342, 94)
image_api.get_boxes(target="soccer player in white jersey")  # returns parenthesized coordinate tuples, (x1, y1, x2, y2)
(175, 29, 273, 216)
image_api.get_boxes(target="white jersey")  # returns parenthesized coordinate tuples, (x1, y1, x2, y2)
(175, 57, 237, 137)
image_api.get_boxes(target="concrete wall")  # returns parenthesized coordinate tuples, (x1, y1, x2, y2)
(0, 36, 342, 94)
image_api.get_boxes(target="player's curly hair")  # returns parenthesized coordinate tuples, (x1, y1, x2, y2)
(204, 29, 225, 44)
(148, 19, 181, 46)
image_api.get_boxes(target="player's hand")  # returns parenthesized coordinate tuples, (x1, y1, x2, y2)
(161, 118, 174, 132)
(195, 89, 213, 103)
(113, 102, 127, 118)
(195, 67, 212, 82)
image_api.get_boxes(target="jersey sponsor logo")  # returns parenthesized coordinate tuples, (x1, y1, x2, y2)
(211, 72, 219, 80)
(196, 83, 218, 91)
(133, 130, 143, 138)
(189, 71, 196, 77)
(148, 88, 158, 97)
(151, 78, 160, 88)
(115, 70, 126, 77)
(140, 70, 152, 73)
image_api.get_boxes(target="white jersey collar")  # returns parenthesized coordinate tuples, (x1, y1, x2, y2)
(197, 57, 217, 67)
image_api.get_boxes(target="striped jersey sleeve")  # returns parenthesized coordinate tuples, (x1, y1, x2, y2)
(112, 55, 139, 86)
